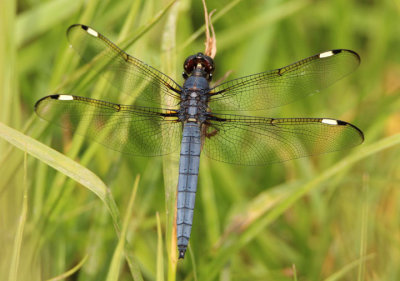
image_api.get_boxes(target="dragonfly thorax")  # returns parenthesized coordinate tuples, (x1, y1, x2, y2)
(178, 88, 209, 124)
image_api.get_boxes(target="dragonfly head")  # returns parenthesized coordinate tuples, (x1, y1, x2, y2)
(183, 52, 214, 81)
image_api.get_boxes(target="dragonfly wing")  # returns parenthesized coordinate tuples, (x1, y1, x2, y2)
(202, 113, 364, 165)
(208, 49, 360, 111)
(67, 24, 182, 107)
(35, 94, 182, 156)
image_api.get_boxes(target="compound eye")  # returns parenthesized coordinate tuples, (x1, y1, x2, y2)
(183, 55, 197, 74)
(203, 56, 215, 73)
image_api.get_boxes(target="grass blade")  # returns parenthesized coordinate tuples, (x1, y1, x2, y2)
(0, 121, 121, 231)
(7, 153, 28, 281)
(324, 254, 375, 281)
(160, 0, 179, 276)
(200, 134, 400, 280)
(106, 176, 143, 281)
(156, 212, 165, 281)
(46, 255, 88, 281)
(16, 0, 85, 47)
(16, 0, 84, 46)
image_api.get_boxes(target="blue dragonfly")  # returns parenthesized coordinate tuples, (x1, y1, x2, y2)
(35, 24, 364, 259)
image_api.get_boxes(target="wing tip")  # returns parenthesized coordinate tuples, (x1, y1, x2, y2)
(67, 24, 99, 38)
(34, 94, 75, 112)
(344, 120, 364, 143)
(321, 49, 361, 64)
(333, 119, 365, 144)
(66, 24, 83, 35)
(34, 95, 53, 111)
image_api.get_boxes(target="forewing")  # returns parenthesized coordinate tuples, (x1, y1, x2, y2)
(202, 113, 364, 165)
(67, 24, 182, 107)
(209, 50, 360, 111)
(35, 95, 182, 156)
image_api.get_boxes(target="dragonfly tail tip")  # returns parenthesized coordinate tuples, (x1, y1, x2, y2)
(178, 249, 186, 259)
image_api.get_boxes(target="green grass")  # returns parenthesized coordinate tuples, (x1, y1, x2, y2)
(1, 0, 400, 280)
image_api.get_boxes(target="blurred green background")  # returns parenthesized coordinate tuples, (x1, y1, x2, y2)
(1, 0, 400, 280)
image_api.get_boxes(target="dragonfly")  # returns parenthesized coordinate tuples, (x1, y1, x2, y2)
(35, 24, 364, 259)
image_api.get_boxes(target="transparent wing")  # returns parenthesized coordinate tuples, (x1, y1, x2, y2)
(202, 113, 364, 165)
(35, 95, 182, 156)
(67, 24, 182, 107)
(208, 49, 360, 111)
